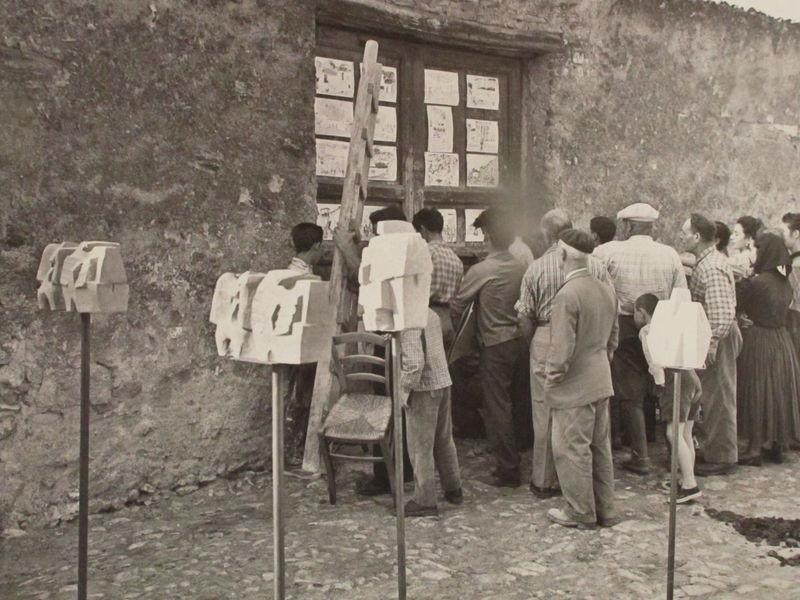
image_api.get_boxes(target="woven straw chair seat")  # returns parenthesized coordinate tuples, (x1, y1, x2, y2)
(323, 393, 392, 440)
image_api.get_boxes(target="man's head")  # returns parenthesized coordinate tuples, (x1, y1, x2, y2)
(680, 213, 716, 255)
(616, 202, 659, 239)
(714, 221, 731, 254)
(556, 228, 593, 273)
(590, 216, 616, 246)
(633, 293, 659, 329)
(474, 207, 515, 251)
(412, 208, 444, 242)
(369, 205, 407, 235)
(781, 212, 800, 253)
(539, 209, 572, 247)
(291, 222, 324, 264)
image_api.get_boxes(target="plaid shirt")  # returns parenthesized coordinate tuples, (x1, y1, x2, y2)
(515, 245, 614, 321)
(428, 241, 463, 303)
(594, 235, 687, 315)
(689, 246, 736, 355)
(399, 308, 452, 392)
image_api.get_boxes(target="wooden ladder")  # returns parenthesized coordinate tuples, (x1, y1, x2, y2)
(302, 41, 383, 472)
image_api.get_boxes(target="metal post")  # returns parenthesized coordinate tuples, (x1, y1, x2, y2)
(391, 334, 406, 600)
(666, 369, 682, 600)
(78, 313, 91, 600)
(272, 365, 286, 600)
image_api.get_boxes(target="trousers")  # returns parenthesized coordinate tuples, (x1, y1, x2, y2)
(530, 326, 558, 489)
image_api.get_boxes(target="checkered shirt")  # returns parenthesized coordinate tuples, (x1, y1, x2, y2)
(399, 308, 452, 392)
(515, 245, 614, 321)
(428, 241, 464, 304)
(689, 246, 736, 354)
(593, 235, 687, 315)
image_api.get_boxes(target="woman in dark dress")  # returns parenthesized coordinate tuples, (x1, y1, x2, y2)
(736, 233, 800, 465)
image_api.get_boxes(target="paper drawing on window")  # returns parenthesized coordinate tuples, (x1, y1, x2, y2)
(424, 69, 459, 106)
(316, 204, 341, 241)
(425, 152, 459, 187)
(466, 119, 499, 154)
(360, 205, 383, 240)
(439, 209, 458, 243)
(369, 145, 397, 182)
(467, 153, 499, 188)
(464, 209, 486, 242)
(315, 57, 355, 98)
(380, 66, 398, 103)
(374, 105, 397, 142)
(427, 105, 454, 153)
(466, 75, 499, 110)
(314, 98, 354, 138)
(316, 139, 349, 178)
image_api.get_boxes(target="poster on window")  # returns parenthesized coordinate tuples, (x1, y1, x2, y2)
(464, 209, 486, 242)
(424, 152, 459, 187)
(314, 98, 354, 138)
(467, 154, 499, 187)
(466, 75, 499, 110)
(427, 105, 454, 153)
(360, 64, 398, 103)
(439, 209, 458, 243)
(316, 203, 341, 240)
(424, 69, 459, 106)
(369, 145, 397, 182)
(374, 105, 397, 143)
(315, 57, 355, 98)
(360, 205, 383, 240)
(316, 139, 349, 178)
(466, 119, 499, 154)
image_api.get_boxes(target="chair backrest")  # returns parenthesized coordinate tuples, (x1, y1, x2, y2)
(330, 331, 392, 396)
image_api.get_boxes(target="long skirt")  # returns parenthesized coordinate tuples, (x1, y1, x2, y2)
(788, 309, 800, 362)
(737, 324, 800, 453)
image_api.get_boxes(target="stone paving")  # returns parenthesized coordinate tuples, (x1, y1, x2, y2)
(1, 440, 799, 600)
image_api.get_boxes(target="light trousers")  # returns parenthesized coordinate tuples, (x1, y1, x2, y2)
(530, 326, 558, 489)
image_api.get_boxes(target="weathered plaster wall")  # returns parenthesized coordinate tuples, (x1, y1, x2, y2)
(0, 0, 316, 529)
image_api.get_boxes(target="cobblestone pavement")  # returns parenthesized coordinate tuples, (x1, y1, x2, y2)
(2, 440, 799, 600)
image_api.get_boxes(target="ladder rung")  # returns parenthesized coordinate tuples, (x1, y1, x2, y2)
(362, 129, 374, 158)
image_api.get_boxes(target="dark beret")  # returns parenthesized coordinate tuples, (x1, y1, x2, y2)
(558, 228, 594, 254)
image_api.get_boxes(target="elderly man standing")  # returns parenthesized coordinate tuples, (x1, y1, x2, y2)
(594, 202, 687, 475)
(544, 229, 619, 529)
(680, 213, 741, 476)
(517, 209, 613, 499)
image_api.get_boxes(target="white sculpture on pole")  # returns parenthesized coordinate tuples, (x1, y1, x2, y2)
(358, 221, 432, 332)
(37, 242, 79, 310)
(646, 288, 712, 370)
(210, 271, 266, 361)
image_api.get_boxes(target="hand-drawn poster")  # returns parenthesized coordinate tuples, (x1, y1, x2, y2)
(316, 203, 341, 240)
(360, 64, 398, 103)
(424, 69, 459, 106)
(425, 152, 459, 187)
(467, 154, 499, 187)
(439, 209, 458, 243)
(427, 105, 454, 153)
(315, 57, 355, 98)
(360, 205, 383, 240)
(314, 98, 354, 138)
(466, 119, 499, 154)
(464, 209, 486, 242)
(466, 75, 499, 110)
(316, 139, 349, 178)
(374, 105, 397, 142)
(369, 145, 397, 182)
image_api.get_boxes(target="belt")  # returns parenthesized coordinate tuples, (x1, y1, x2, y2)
(429, 301, 450, 309)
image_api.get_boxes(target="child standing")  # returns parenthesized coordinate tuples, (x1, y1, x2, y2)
(633, 293, 703, 503)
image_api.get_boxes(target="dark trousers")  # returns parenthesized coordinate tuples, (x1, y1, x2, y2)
(479, 337, 526, 474)
(611, 316, 651, 462)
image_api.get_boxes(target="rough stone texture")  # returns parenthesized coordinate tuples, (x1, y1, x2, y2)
(0, 0, 316, 530)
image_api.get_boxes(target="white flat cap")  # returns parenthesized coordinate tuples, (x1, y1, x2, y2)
(617, 203, 659, 222)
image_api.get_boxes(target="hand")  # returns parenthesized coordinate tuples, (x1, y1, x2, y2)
(400, 388, 411, 408)
(332, 223, 354, 253)
(704, 350, 717, 369)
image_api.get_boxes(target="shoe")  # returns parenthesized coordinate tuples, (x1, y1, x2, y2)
(620, 458, 650, 475)
(403, 500, 438, 517)
(547, 508, 596, 530)
(660, 480, 681, 493)
(737, 455, 762, 467)
(444, 488, 464, 505)
(676, 486, 702, 504)
(355, 477, 391, 497)
(597, 515, 622, 528)
(765, 444, 784, 464)
(694, 462, 736, 477)
(530, 483, 562, 499)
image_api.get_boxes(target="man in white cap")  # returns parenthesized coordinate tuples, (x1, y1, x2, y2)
(594, 202, 687, 475)
(544, 229, 618, 529)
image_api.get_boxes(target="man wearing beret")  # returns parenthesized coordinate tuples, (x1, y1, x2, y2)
(543, 229, 619, 529)
(594, 202, 687, 475)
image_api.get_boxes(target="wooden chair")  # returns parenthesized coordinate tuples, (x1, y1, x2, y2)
(318, 331, 395, 505)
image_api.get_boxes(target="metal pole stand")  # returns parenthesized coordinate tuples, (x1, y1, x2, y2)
(272, 364, 286, 600)
(78, 313, 91, 600)
(666, 368, 682, 600)
(390, 334, 407, 600)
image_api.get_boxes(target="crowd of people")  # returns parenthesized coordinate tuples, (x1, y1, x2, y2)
(287, 202, 800, 529)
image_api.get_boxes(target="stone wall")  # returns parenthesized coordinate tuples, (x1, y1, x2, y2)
(0, 0, 316, 529)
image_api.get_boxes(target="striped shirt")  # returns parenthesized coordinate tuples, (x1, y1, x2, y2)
(515, 245, 613, 322)
(399, 309, 452, 392)
(594, 235, 687, 315)
(428, 241, 464, 304)
(689, 246, 736, 355)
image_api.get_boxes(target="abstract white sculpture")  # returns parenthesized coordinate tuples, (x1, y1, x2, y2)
(646, 288, 712, 369)
(358, 221, 432, 331)
(210, 271, 266, 361)
(37, 242, 79, 310)
(57, 241, 129, 313)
